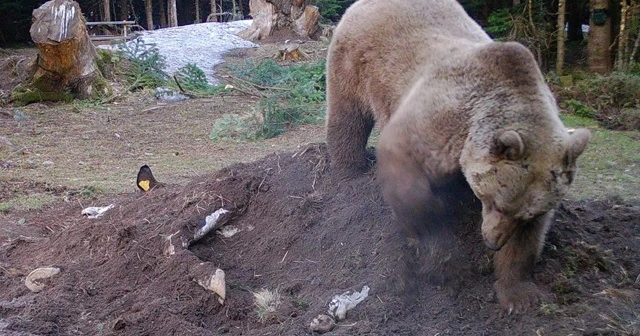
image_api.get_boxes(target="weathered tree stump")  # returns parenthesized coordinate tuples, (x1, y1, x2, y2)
(274, 43, 307, 61)
(239, 0, 321, 41)
(12, 0, 111, 105)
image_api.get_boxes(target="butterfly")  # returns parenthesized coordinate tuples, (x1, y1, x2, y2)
(136, 165, 163, 192)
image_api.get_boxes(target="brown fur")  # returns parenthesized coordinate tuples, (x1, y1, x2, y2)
(326, 0, 590, 312)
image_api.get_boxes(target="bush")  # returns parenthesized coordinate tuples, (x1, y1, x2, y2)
(563, 72, 640, 131)
(565, 99, 596, 119)
(211, 59, 326, 141)
(173, 63, 225, 95)
(116, 39, 168, 90)
(576, 72, 640, 111)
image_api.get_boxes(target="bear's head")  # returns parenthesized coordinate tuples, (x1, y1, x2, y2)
(462, 127, 590, 250)
(457, 42, 591, 250)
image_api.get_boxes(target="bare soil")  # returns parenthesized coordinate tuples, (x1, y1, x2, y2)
(1, 144, 639, 335)
(1, 42, 639, 335)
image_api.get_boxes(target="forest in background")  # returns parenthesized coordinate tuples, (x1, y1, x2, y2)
(0, 0, 590, 49)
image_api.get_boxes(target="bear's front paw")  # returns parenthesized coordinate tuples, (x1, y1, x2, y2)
(494, 280, 544, 314)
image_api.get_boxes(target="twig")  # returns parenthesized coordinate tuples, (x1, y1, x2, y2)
(3, 147, 28, 161)
(141, 106, 163, 113)
(224, 73, 290, 91)
(172, 75, 198, 98)
(280, 250, 289, 263)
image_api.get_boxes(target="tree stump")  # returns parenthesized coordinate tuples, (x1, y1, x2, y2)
(274, 43, 307, 61)
(239, 0, 321, 41)
(12, 0, 111, 105)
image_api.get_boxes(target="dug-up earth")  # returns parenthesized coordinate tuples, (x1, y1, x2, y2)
(1, 42, 639, 335)
(0, 143, 639, 335)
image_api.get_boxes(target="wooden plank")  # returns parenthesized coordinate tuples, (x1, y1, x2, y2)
(90, 35, 135, 41)
(86, 21, 136, 26)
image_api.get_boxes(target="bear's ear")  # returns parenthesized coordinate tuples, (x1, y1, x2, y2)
(494, 130, 525, 161)
(563, 128, 591, 166)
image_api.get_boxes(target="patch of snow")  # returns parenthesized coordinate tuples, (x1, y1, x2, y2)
(100, 20, 256, 85)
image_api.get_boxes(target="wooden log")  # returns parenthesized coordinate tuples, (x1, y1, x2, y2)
(12, 0, 111, 104)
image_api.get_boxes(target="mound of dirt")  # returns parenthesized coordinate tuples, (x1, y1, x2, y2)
(1, 144, 639, 335)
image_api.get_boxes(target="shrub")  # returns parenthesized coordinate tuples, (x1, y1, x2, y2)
(211, 59, 326, 141)
(563, 72, 640, 131)
(173, 63, 226, 95)
(116, 39, 168, 90)
(565, 99, 596, 119)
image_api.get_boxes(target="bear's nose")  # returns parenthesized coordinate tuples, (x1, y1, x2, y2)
(484, 238, 501, 251)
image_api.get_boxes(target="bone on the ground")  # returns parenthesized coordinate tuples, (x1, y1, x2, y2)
(327, 285, 370, 321)
(24, 267, 60, 292)
(81, 204, 115, 219)
(309, 314, 335, 333)
(193, 208, 230, 242)
(189, 262, 226, 305)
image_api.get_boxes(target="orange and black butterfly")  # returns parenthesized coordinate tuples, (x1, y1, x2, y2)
(136, 165, 164, 192)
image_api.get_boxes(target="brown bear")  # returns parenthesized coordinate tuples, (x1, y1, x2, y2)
(325, 0, 591, 313)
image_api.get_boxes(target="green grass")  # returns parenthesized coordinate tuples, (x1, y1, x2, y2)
(561, 115, 640, 200)
(0, 193, 58, 213)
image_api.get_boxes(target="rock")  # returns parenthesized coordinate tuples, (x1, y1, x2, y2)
(24, 267, 60, 292)
(189, 262, 226, 305)
(163, 231, 178, 256)
(42, 160, 54, 166)
(0, 136, 12, 148)
(154, 87, 189, 102)
(309, 314, 335, 333)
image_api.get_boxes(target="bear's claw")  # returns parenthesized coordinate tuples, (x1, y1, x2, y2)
(494, 280, 543, 314)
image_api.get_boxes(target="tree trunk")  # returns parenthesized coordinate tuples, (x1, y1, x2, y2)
(118, 0, 128, 20)
(168, 0, 178, 27)
(615, 0, 630, 70)
(587, 0, 613, 73)
(103, 0, 111, 21)
(239, 0, 321, 40)
(12, 0, 111, 105)
(208, 0, 217, 22)
(557, 0, 566, 75)
(145, 0, 154, 29)
(567, 0, 585, 41)
(195, 0, 201, 23)
(159, 0, 168, 27)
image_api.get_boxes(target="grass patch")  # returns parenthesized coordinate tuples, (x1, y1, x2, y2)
(560, 114, 640, 200)
(0, 193, 58, 213)
(210, 59, 326, 141)
(253, 288, 281, 323)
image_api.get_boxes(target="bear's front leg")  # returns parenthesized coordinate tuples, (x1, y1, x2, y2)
(326, 93, 375, 177)
(493, 211, 553, 314)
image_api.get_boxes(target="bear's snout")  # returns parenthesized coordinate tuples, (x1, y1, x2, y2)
(484, 237, 502, 251)
(481, 206, 517, 251)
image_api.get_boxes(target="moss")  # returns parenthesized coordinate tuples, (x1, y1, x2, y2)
(11, 86, 73, 105)
(11, 67, 112, 105)
(90, 71, 113, 99)
(95, 49, 117, 80)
